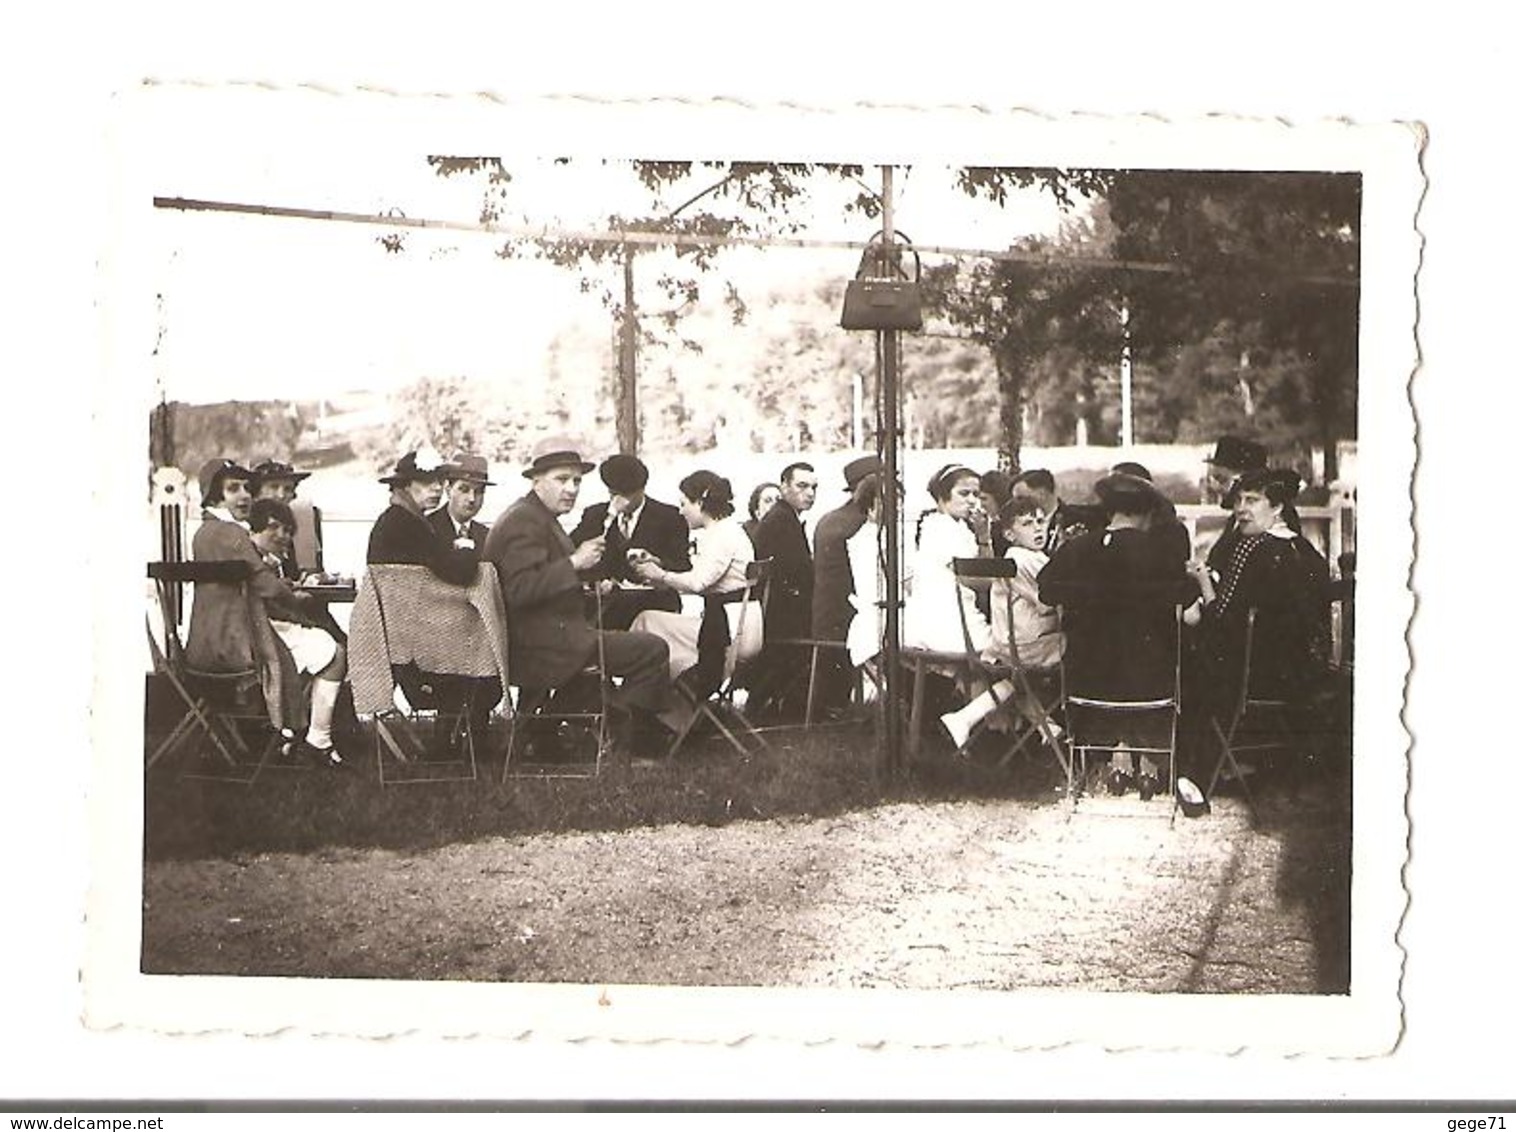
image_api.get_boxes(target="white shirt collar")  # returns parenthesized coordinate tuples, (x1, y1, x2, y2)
(206, 505, 248, 530)
(619, 498, 646, 530)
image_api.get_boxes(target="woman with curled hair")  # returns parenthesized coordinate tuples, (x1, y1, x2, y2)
(903, 463, 992, 654)
(1186, 466, 1332, 713)
(629, 469, 763, 698)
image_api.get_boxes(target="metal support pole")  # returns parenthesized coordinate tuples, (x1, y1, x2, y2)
(617, 245, 639, 455)
(878, 166, 904, 778)
(1119, 300, 1134, 448)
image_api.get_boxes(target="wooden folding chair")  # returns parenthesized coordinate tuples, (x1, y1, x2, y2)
(1060, 604, 1185, 819)
(1205, 606, 1316, 821)
(945, 557, 1070, 777)
(145, 560, 286, 784)
(503, 585, 612, 780)
(667, 559, 772, 758)
(353, 565, 509, 786)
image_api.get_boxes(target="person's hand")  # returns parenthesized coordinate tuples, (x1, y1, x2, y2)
(630, 558, 662, 584)
(571, 536, 606, 572)
(595, 577, 616, 596)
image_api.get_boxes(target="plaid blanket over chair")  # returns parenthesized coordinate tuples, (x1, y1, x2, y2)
(348, 563, 510, 716)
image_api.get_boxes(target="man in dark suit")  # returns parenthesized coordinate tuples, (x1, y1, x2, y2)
(427, 452, 493, 557)
(568, 454, 691, 630)
(749, 460, 819, 718)
(484, 438, 674, 758)
(809, 455, 882, 717)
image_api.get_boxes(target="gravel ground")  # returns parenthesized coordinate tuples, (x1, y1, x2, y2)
(142, 788, 1345, 994)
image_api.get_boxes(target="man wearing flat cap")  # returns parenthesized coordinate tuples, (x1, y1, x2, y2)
(808, 455, 883, 717)
(428, 453, 494, 560)
(568, 453, 691, 631)
(484, 438, 676, 758)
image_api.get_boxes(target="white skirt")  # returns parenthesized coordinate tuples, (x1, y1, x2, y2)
(632, 603, 764, 680)
(270, 619, 339, 676)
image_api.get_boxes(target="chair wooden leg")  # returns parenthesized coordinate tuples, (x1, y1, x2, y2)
(908, 658, 926, 761)
(803, 645, 821, 729)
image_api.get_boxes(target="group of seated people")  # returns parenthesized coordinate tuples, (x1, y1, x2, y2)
(177, 432, 1338, 789)
(875, 435, 1336, 804)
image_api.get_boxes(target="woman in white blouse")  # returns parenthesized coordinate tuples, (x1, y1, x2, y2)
(629, 469, 763, 694)
(903, 463, 992, 654)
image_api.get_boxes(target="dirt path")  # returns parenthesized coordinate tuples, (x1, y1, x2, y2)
(143, 791, 1332, 993)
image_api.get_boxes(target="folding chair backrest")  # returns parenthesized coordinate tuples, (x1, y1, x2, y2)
(725, 558, 772, 685)
(951, 556, 1017, 662)
(147, 559, 257, 671)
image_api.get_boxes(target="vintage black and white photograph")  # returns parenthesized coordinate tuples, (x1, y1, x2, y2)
(88, 90, 1417, 1050)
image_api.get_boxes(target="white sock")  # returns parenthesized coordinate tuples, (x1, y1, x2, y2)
(940, 680, 1015, 747)
(1111, 745, 1134, 775)
(307, 677, 342, 749)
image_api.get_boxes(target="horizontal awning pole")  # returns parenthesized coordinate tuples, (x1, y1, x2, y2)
(152, 195, 1357, 287)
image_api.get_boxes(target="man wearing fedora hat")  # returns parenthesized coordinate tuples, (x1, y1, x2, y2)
(427, 453, 494, 558)
(568, 453, 691, 631)
(484, 437, 675, 758)
(808, 455, 883, 717)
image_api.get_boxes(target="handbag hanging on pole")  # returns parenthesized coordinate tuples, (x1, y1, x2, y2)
(839, 231, 924, 332)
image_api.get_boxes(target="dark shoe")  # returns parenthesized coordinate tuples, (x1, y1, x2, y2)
(303, 741, 346, 769)
(1137, 774, 1159, 802)
(1108, 770, 1133, 797)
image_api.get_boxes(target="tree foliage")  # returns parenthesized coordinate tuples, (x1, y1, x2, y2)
(928, 170, 1361, 477)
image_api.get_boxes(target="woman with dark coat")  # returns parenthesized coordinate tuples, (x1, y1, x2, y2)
(1039, 472, 1198, 796)
(1186, 467, 1332, 715)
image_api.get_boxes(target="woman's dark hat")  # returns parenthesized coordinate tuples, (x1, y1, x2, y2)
(445, 453, 494, 486)
(379, 447, 448, 486)
(1093, 471, 1163, 514)
(1111, 460, 1153, 482)
(1205, 436, 1267, 472)
(197, 457, 254, 501)
(251, 459, 312, 485)
(842, 454, 883, 492)
(1234, 466, 1303, 502)
(522, 436, 596, 479)
(600, 453, 649, 494)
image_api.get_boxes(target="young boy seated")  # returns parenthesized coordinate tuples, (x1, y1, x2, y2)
(247, 497, 349, 765)
(938, 495, 1066, 751)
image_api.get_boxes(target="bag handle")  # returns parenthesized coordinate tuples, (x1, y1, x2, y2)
(854, 231, 922, 283)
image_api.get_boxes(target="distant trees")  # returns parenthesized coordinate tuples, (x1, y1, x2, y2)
(152, 399, 308, 485)
(927, 171, 1361, 477)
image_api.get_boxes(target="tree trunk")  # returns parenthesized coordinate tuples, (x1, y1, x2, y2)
(616, 246, 639, 455)
(996, 343, 1025, 472)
